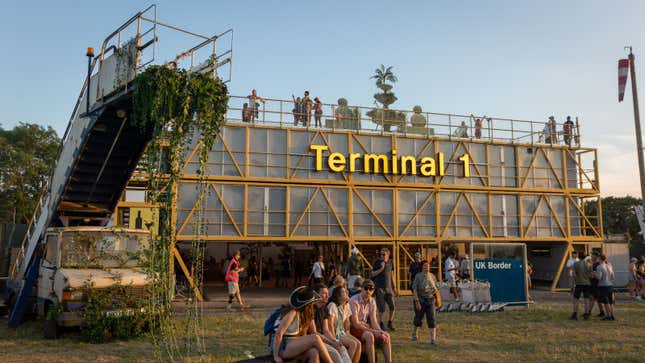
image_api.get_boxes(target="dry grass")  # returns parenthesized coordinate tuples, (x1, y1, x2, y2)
(1, 301, 644, 363)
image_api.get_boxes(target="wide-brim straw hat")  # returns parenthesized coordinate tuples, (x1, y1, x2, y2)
(289, 286, 320, 310)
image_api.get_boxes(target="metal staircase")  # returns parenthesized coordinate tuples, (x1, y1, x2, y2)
(6, 5, 233, 326)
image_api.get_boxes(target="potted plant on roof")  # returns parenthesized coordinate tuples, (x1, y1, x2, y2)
(366, 65, 405, 131)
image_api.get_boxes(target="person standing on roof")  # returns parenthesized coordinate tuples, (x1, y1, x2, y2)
(248, 89, 266, 122)
(563, 116, 575, 147)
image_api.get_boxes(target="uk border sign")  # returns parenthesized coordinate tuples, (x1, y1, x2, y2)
(471, 243, 528, 304)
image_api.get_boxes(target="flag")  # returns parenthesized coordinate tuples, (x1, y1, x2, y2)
(618, 59, 630, 102)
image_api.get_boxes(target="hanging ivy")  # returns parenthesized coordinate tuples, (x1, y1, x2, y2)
(131, 65, 228, 360)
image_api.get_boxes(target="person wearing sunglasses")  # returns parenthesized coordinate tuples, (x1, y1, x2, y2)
(349, 279, 392, 363)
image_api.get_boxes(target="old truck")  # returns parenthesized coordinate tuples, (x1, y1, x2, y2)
(16, 227, 149, 337)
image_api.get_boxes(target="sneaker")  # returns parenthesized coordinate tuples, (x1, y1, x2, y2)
(430, 340, 436, 345)
(610, 316, 616, 321)
(226, 304, 232, 312)
(602, 316, 612, 321)
(411, 333, 418, 341)
(569, 313, 577, 320)
(597, 312, 605, 318)
(387, 321, 396, 331)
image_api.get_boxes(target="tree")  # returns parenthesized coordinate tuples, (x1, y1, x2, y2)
(585, 196, 641, 239)
(0, 123, 60, 224)
(370, 64, 398, 88)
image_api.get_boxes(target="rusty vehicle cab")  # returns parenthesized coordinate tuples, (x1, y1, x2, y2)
(36, 227, 150, 335)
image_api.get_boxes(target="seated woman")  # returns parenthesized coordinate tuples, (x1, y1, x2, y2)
(327, 287, 362, 363)
(271, 286, 334, 363)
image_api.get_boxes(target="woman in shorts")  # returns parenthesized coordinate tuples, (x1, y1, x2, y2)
(271, 286, 334, 363)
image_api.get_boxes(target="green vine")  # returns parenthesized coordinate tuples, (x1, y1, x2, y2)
(114, 37, 138, 88)
(132, 64, 228, 360)
(80, 278, 149, 343)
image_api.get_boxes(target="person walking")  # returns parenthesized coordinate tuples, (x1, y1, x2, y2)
(225, 250, 248, 311)
(347, 247, 364, 289)
(411, 260, 439, 344)
(370, 248, 397, 331)
(444, 251, 461, 301)
(312, 254, 326, 285)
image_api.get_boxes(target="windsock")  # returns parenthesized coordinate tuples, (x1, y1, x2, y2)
(618, 59, 630, 102)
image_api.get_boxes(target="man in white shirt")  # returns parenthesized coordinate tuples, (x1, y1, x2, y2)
(444, 251, 461, 301)
(312, 254, 326, 284)
(566, 251, 580, 290)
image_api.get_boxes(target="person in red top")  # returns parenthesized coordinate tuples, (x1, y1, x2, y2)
(226, 250, 248, 311)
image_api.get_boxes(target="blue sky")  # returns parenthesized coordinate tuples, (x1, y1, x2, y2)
(2, 0, 644, 196)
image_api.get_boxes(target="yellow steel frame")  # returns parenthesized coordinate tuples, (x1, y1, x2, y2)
(119, 123, 602, 293)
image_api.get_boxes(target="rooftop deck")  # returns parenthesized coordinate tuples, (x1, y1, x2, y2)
(226, 95, 582, 148)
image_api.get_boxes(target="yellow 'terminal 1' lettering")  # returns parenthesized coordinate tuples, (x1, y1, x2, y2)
(459, 154, 470, 177)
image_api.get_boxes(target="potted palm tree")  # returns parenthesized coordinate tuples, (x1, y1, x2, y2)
(367, 65, 405, 131)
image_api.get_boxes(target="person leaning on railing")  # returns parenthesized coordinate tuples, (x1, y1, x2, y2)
(247, 89, 266, 122)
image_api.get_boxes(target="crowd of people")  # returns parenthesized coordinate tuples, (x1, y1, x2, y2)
(256, 247, 446, 363)
(569, 251, 617, 321)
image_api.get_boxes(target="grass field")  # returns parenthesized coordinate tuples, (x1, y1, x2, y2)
(1, 300, 644, 363)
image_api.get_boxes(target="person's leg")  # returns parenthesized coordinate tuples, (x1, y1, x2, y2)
(342, 334, 361, 363)
(361, 331, 376, 363)
(282, 335, 331, 363)
(379, 332, 392, 363)
(323, 343, 343, 363)
(306, 347, 320, 363)
(412, 302, 423, 340)
(386, 293, 395, 330)
(376, 289, 386, 329)
(571, 287, 579, 319)
(424, 301, 436, 343)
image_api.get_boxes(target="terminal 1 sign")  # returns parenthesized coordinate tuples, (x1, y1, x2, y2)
(310, 144, 471, 177)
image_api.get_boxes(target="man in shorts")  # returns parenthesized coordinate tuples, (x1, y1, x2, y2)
(444, 251, 461, 301)
(349, 279, 392, 363)
(225, 250, 248, 311)
(570, 252, 592, 320)
(589, 252, 605, 317)
(594, 255, 615, 320)
(370, 248, 397, 331)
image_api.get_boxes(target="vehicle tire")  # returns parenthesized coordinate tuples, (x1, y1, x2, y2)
(43, 317, 59, 339)
(43, 303, 60, 339)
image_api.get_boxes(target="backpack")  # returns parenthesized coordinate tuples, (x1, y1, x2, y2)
(263, 305, 286, 336)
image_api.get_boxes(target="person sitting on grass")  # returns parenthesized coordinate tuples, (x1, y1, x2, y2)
(312, 284, 349, 363)
(271, 286, 334, 363)
(349, 279, 392, 363)
(328, 287, 362, 363)
(411, 260, 439, 344)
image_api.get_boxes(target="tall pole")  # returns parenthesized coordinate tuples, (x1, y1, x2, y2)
(628, 49, 645, 213)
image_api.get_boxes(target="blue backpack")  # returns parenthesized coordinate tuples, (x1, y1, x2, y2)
(263, 305, 286, 336)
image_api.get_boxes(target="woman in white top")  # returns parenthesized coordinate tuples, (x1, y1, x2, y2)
(327, 287, 361, 363)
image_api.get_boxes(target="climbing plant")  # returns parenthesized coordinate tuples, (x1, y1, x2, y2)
(131, 64, 228, 360)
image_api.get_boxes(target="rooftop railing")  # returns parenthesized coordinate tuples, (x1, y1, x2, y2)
(226, 95, 582, 147)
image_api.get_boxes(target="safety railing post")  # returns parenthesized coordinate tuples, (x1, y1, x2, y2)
(280, 100, 283, 128)
(448, 114, 452, 140)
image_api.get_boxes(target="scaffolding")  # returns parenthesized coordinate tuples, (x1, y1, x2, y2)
(117, 97, 602, 294)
